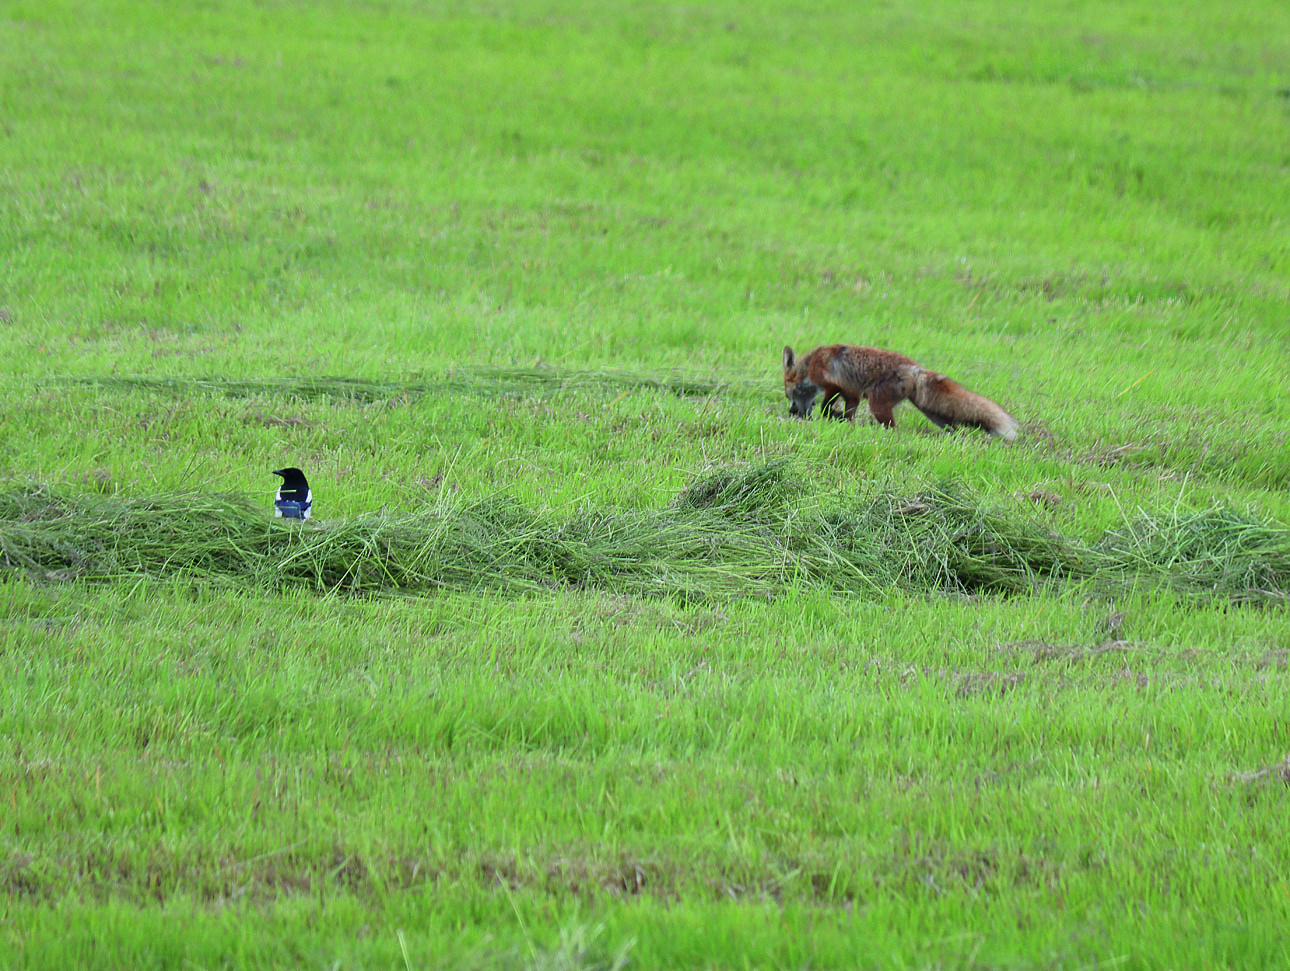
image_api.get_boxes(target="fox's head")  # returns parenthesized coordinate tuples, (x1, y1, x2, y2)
(782, 346, 820, 419)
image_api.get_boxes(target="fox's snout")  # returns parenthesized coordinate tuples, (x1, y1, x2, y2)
(784, 377, 820, 419)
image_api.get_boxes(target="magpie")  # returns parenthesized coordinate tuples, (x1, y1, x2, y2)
(272, 467, 312, 520)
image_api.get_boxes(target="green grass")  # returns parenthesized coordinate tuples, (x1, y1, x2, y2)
(3, 0, 1290, 967)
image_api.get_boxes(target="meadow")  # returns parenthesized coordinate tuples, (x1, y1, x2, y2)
(3, 0, 1290, 967)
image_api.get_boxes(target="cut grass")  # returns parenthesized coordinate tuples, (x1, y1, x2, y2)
(56, 367, 755, 404)
(5, 462, 1287, 603)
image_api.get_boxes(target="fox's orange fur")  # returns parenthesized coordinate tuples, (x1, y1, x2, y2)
(781, 344, 1018, 442)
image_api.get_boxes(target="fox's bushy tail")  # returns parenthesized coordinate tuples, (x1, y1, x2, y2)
(907, 368, 1018, 442)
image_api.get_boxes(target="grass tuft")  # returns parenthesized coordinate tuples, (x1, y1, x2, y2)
(1099, 506, 1290, 603)
(673, 459, 807, 517)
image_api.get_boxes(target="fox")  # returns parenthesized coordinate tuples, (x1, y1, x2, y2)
(781, 344, 1018, 442)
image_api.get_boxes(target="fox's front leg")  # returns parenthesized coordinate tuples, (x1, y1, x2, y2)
(867, 390, 898, 429)
(821, 392, 847, 420)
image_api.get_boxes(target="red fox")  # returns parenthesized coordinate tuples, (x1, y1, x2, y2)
(782, 344, 1018, 441)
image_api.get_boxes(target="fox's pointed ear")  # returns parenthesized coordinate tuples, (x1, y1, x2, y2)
(782, 346, 795, 369)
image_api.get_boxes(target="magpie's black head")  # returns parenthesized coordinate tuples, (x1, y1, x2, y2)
(273, 467, 309, 492)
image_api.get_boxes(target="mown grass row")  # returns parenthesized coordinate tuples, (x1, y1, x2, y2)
(58, 368, 758, 404)
(4, 463, 1287, 604)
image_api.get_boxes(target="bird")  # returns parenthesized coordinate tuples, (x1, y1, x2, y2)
(272, 467, 312, 520)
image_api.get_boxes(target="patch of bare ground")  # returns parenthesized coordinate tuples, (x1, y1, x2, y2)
(242, 408, 315, 430)
(1001, 638, 1132, 664)
(1256, 648, 1287, 671)
(956, 670, 1027, 698)
(483, 854, 671, 900)
(1077, 439, 1152, 470)
(1016, 486, 1062, 509)
(1228, 753, 1290, 787)
(3, 840, 1090, 910)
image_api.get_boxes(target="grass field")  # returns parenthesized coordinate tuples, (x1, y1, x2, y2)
(3, 0, 1290, 967)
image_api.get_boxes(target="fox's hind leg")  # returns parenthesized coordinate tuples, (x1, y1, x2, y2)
(913, 404, 953, 431)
